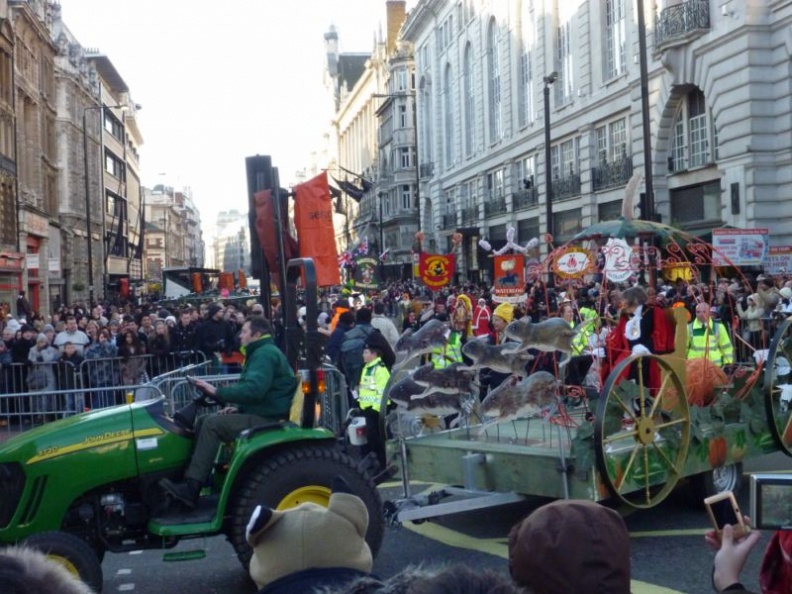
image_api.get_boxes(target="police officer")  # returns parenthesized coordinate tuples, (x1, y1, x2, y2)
(354, 341, 391, 469)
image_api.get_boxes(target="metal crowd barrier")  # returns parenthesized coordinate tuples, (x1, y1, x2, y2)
(0, 357, 352, 441)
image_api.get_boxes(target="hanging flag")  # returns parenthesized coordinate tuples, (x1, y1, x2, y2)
(338, 165, 374, 193)
(419, 252, 455, 290)
(337, 251, 354, 268)
(293, 171, 341, 287)
(331, 175, 364, 202)
(254, 189, 298, 291)
(357, 237, 369, 255)
(379, 248, 390, 262)
(354, 255, 379, 289)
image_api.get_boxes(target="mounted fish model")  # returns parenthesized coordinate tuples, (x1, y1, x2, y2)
(393, 319, 451, 369)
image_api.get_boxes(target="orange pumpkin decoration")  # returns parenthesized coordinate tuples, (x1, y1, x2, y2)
(685, 358, 728, 406)
(708, 436, 728, 467)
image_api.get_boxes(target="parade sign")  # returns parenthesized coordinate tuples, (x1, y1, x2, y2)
(492, 254, 526, 304)
(712, 228, 769, 267)
(353, 256, 379, 289)
(419, 252, 455, 290)
(553, 247, 593, 280)
(764, 246, 792, 275)
(601, 238, 640, 283)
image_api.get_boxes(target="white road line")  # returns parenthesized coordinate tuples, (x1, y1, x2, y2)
(118, 584, 135, 591)
(116, 568, 132, 575)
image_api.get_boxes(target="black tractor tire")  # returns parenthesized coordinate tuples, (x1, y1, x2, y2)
(24, 530, 104, 593)
(229, 443, 384, 569)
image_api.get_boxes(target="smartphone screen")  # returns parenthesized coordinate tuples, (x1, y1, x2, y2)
(709, 496, 740, 530)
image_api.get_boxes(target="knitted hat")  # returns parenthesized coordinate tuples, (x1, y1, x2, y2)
(36, 333, 48, 344)
(43, 324, 54, 332)
(509, 499, 630, 594)
(493, 302, 514, 323)
(6, 319, 20, 333)
(780, 287, 792, 300)
(165, 316, 177, 325)
(206, 303, 223, 318)
(245, 477, 372, 588)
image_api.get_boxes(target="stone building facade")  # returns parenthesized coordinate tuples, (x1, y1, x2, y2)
(10, 0, 59, 311)
(400, 0, 792, 283)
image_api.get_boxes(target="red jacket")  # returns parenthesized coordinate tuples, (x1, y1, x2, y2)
(601, 305, 674, 390)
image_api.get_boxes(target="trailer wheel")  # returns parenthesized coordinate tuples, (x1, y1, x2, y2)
(595, 354, 690, 509)
(24, 531, 104, 593)
(763, 317, 792, 456)
(229, 443, 384, 569)
(691, 462, 744, 500)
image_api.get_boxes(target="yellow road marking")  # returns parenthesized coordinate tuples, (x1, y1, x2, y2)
(404, 520, 687, 594)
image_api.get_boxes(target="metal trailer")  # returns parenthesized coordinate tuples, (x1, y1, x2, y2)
(382, 222, 792, 522)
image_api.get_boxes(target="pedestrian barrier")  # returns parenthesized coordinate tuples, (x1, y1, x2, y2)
(0, 351, 208, 437)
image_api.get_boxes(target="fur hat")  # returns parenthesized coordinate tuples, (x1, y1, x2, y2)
(493, 302, 514, 323)
(0, 546, 95, 593)
(245, 477, 372, 589)
(509, 499, 630, 594)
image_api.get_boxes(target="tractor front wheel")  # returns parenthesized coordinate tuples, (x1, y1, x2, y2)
(24, 530, 104, 593)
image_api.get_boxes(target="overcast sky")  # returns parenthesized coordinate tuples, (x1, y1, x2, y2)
(59, 0, 414, 228)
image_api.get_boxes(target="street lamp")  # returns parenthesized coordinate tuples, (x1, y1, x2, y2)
(543, 72, 558, 240)
(82, 103, 122, 306)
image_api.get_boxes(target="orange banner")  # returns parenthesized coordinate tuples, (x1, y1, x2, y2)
(419, 252, 455, 290)
(254, 189, 298, 291)
(294, 172, 340, 287)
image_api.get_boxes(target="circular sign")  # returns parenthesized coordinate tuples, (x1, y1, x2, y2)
(553, 248, 593, 279)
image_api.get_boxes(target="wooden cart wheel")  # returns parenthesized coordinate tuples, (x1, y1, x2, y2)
(763, 316, 792, 456)
(595, 354, 690, 509)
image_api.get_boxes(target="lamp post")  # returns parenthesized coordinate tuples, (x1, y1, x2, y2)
(543, 72, 558, 241)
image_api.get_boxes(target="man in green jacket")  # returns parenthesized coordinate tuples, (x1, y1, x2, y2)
(161, 316, 298, 507)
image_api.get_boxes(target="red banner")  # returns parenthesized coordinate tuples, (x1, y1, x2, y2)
(254, 189, 298, 290)
(294, 172, 341, 287)
(492, 255, 526, 303)
(419, 252, 455, 290)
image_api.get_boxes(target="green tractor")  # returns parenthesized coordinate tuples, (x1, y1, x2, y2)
(0, 259, 384, 591)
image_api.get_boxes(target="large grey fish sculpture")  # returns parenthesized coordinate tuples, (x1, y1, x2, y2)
(389, 376, 475, 417)
(393, 319, 450, 367)
(480, 371, 560, 424)
(461, 339, 534, 377)
(411, 363, 476, 395)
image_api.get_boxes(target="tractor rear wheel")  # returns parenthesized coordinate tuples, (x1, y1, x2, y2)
(229, 444, 384, 569)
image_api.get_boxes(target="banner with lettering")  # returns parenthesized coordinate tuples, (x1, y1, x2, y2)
(764, 246, 792, 275)
(712, 228, 769, 267)
(353, 256, 379, 290)
(294, 171, 340, 287)
(419, 252, 455, 290)
(492, 254, 526, 304)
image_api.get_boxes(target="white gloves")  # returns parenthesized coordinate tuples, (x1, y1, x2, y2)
(631, 344, 651, 356)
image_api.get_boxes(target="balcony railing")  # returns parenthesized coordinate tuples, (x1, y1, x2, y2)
(460, 205, 479, 226)
(0, 154, 16, 176)
(419, 162, 434, 179)
(655, 0, 710, 48)
(591, 157, 633, 192)
(484, 196, 508, 218)
(513, 188, 538, 210)
(441, 213, 457, 229)
(551, 174, 582, 201)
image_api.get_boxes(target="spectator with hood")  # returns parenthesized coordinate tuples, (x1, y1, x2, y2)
(509, 499, 631, 594)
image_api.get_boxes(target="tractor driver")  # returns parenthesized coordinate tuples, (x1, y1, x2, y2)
(160, 316, 298, 508)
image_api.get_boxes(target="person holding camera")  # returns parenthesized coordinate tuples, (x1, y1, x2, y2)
(160, 316, 298, 508)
